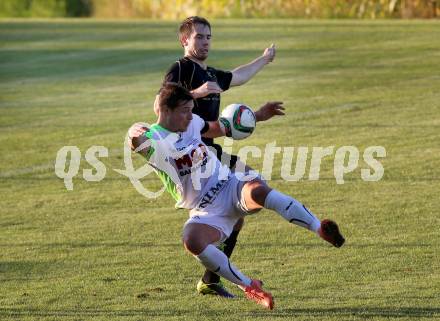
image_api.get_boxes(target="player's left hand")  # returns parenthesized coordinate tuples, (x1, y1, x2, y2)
(255, 101, 285, 122)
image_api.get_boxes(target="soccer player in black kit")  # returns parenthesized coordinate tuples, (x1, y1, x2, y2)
(154, 16, 283, 298)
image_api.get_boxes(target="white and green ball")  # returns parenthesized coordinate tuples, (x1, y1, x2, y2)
(219, 103, 256, 140)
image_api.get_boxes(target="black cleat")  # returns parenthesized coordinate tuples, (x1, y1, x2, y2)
(318, 219, 345, 248)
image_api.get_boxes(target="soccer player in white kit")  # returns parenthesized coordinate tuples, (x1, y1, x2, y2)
(128, 83, 345, 310)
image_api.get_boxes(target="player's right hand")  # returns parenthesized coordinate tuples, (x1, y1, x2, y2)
(128, 122, 149, 151)
(191, 81, 223, 99)
(262, 44, 276, 64)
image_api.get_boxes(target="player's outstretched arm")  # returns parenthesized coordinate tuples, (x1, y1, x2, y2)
(254, 101, 285, 122)
(201, 120, 227, 138)
(230, 44, 276, 87)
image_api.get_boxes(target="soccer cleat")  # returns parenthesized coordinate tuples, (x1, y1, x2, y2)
(318, 219, 345, 248)
(197, 279, 235, 298)
(244, 279, 274, 310)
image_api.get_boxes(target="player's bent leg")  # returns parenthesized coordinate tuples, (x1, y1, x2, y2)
(241, 178, 345, 248)
(182, 222, 273, 308)
(200, 218, 244, 287)
(182, 223, 222, 256)
(196, 244, 273, 308)
(194, 243, 273, 309)
(184, 224, 273, 306)
(184, 223, 236, 298)
(182, 223, 250, 287)
(199, 152, 246, 295)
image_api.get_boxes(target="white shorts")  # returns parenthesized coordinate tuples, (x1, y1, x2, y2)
(184, 175, 260, 241)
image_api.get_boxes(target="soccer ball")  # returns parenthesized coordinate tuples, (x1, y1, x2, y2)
(219, 104, 256, 140)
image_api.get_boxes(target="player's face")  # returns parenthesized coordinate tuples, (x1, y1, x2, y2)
(168, 100, 194, 132)
(184, 23, 211, 61)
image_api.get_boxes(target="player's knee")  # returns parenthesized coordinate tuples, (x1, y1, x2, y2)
(250, 186, 270, 204)
(182, 234, 206, 255)
(246, 179, 271, 206)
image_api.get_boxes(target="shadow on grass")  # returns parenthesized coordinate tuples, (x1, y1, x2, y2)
(0, 260, 55, 281)
(0, 306, 438, 318)
(247, 307, 440, 318)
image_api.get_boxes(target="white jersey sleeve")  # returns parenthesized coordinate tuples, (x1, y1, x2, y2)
(191, 114, 206, 135)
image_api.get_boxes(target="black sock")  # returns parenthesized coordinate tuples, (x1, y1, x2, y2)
(222, 230, 239, 258)
(202, 230, 240, 284)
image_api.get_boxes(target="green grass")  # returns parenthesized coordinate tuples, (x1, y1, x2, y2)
(1, 18, 440, 320)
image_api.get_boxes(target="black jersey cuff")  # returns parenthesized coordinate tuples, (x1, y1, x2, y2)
(200, 121, 210, 134)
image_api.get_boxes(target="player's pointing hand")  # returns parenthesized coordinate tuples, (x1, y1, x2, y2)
(128, 123, 149, 152)
(262, 44, 276, 64)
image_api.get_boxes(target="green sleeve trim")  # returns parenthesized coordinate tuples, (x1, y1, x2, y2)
(145, 125, 181, 202)
(150, 123, 170, 133)
(156, 168, 181, 202)
(143, 130, 155, 160)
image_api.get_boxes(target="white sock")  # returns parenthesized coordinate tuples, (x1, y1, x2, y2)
(196, 244, 252, 287)
(264, 189, 321, 233)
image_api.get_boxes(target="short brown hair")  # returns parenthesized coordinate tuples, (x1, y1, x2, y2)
(178, 16, 211, 44)
(158, 82, 193, 110)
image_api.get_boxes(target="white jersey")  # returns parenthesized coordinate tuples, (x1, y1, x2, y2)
(145, 115, 231, 209)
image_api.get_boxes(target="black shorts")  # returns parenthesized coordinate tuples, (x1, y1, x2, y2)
(210, 143, 238, 169)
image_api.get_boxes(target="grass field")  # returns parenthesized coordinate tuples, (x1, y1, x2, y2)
(1, 19, 440, 320)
